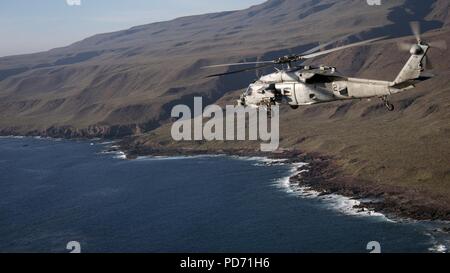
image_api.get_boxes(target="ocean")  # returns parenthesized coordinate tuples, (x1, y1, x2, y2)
(0, 137, 447, 253)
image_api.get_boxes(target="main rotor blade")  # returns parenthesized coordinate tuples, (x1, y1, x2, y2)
(205, 63, 273, 78)
(300, 37, 386, 59)
(398, 42, 414, 51)
(203, 36, 386, 70)
(301, 39, 338, 55)
(429, 40, 448, 50)
(202, 61, 275, 69)
(410, 21, 421, 43)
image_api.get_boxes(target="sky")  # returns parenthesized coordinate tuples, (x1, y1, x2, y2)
(0, 0, 264, 57)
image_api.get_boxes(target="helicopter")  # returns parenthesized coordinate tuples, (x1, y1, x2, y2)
(203, 22, 446, 114)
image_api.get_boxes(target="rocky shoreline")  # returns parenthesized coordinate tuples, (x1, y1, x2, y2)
(290, 156, 450, 221)
(2, 133, 449, 222)
(119, 141, 450, 222)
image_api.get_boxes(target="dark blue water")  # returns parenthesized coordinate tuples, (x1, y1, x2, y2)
(0, 137, 441, 253)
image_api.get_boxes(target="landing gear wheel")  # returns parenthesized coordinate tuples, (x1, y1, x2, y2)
(381, 96, 395, 112)
(385, 102, 395, 111)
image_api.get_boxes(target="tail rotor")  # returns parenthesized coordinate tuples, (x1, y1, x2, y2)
(397, 21, 447, 70)
(410, 21, 422, 43)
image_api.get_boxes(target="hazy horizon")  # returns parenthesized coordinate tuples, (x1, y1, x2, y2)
(0, 0, 264, 57)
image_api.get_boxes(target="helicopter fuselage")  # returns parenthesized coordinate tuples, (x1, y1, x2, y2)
(204, 37, 432, 112)
(240, 58, 426, 111)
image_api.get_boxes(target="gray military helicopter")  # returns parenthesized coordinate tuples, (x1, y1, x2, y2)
(203, 22, 446, 113)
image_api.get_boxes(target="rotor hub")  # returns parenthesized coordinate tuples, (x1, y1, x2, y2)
(410, 44, 423, 55)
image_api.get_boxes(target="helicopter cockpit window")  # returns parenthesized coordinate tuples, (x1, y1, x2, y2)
(256, 86, 266, 94)
(245, 86, 253, 95)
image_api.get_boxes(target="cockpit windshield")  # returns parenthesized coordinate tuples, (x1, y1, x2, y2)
(245, 84, 266, 96)
(245, 85, 253, 96)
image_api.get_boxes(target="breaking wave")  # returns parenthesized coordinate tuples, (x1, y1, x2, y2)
(100, 150, 127, 159)
(273, 161, 393, 221)
(424, 226, 450, 253)
(135, 154, 225, 161)
(0, 135, 25, 139)
(231, 156, 289, 167)
(429, 244, 447, 253)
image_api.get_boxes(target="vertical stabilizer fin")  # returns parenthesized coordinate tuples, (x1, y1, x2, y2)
(393, 43, 429, 85)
